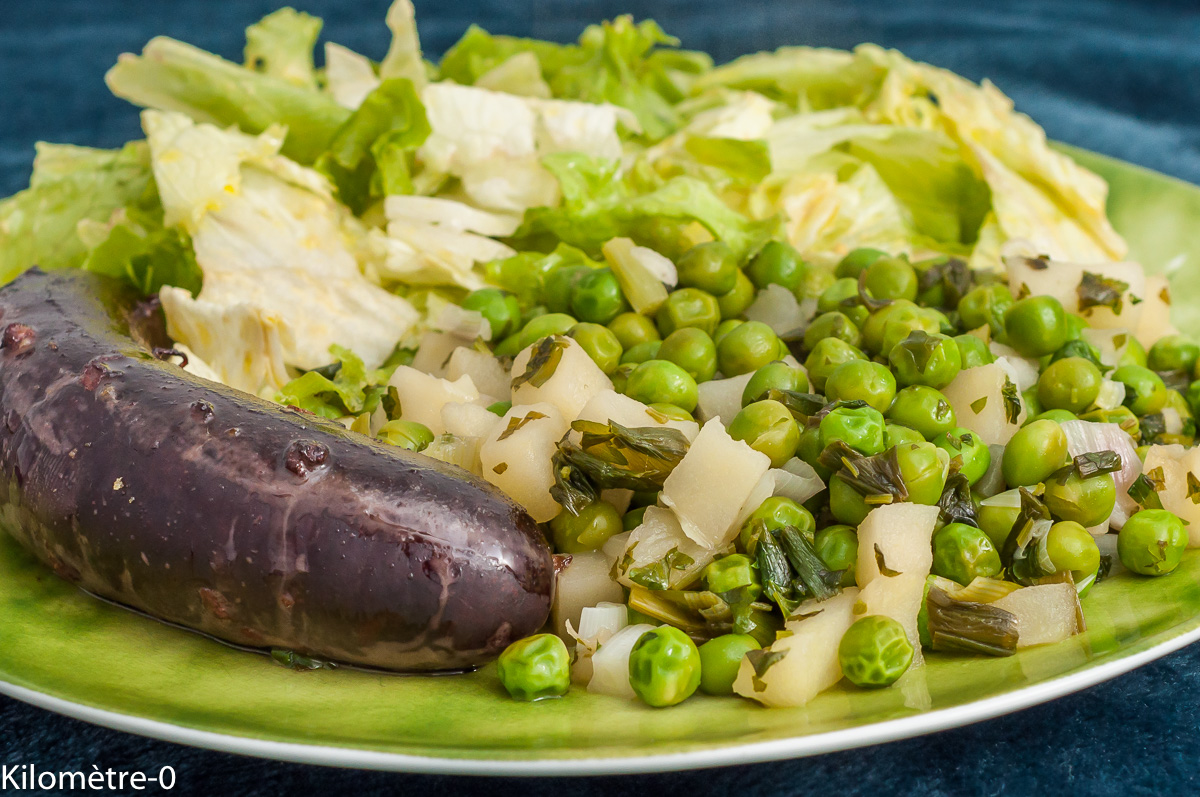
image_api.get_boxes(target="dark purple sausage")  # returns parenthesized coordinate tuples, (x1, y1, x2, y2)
(0, 268, 552, 671)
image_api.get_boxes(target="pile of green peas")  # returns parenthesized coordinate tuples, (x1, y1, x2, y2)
(468, 241, 1198, 705)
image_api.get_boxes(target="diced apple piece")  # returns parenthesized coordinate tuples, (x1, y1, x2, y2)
(616, 507, 711, 590)
(445, 346, 511, 401)
(552, 551, 625, 639)
(479, 402, 569, 522)
(389, 366, 481, 435)
(1135, 274, 1177, 349)
(993, 583, 1082, 647)
(733, 588, 861, 707)
(576, 389, 699, 441)
(1006, 255, 1145, 331)
(941, 362, 1026, 446)
(695, 372, 755, 426)
(856, 572, 927, 666)
(856, 503, 939, 586)
(1142, 444, 1200, 546)
(660, 418, 771, 548)
(511, 336, 612, 421)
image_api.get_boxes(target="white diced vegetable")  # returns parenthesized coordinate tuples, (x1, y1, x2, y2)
(1061, 420, 1141, 528)
(440, 401, 501, 440)
(570, 602, 629, 685)
(587, 623, 656, 699)
(423, 433, 483, 475)
(479, 402, 570, 522)
(576, 389, 699, 440)
(695, 372, 755, 426)
(732, 471, 778, 534)
(1142, 445, 1200, 546)
(987, 343, 1039, 392)
(602, 238, 672, 314)
(1081, 327, 1139, 369)
(552, 551, 625, 638)
(1134, 274, 1176, 349)
(445, 347, 511, 400)
(856, 572, 927, 666)
(660, 419, 772, 548)
(601, 488, 634, 514)
(855, 503, 939, 586)
(771, 458, 826, 504)
(733, 588, 861, 707)
(941, 363, 1026, 446)
(511, 336, 613, 422)
(389, 366, 481, 434)
(409, 330, 462, 376)
(994, 583, 1082, 647)
(1005, 255, 1146, 330)
(617, 507, 711, 590)
(744, 283, 808, 335)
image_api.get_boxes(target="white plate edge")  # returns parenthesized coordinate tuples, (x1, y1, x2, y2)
(3, 622, 1199, 777)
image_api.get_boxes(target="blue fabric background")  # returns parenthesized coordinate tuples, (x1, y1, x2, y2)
(2, 0, 1200, 793)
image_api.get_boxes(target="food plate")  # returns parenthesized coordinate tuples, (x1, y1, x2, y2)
(2, 146, 1200, 776)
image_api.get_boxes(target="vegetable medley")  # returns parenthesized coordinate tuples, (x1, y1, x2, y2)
(3, 1, 1198, 709)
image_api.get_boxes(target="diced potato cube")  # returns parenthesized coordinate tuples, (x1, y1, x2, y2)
(1006, 256, 1145, 331)
(389, 366, 481, 435)
(479, 402, 569, 522)
(576, 389, 699, 441)
(733, 588, 861, 707)
(856, 572, 927, 666)
(1142, 444, 1200, 546)
(410, 330, 463, 377)
(993, 583, 1081, 647)
(552, 551, 625, 639)
(660, 419, 771, 548)
(511, 336, 612, 421)
(445, 347, 511, 401)
(616, 507, 711, 590)
(941, 362, 1026, 446)
(856, 503, 939, 586)
(1135, 274, 1177, 349)
(440, 401, 501, 440)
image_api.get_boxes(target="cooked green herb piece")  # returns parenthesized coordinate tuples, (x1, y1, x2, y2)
(1128, 471, 1166, 510)
(1001, 376, 1023, 425)
(764, 389, 828, 424)
(627, 547, 696, 590)
(874, 543, 901, 577)
(511, 335, 569, 389)
(778, 526, 841, 601)
(818, 441, 910, 505)
(746, 648, 789, 693)
(1077, 271, 1130, 316)
(1071, 450, 1122, 479)
(1001, 487, 1056, 585)
(754, 522, 798, 616)
(925, 586, 1019, 657)
(916, 256, 973, 309)
(937, 472, 980, 527)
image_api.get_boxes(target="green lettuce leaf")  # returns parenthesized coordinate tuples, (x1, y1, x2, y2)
(683, 136, 772, 183)
(484, 242, 600, 306)
(276, 345, 391, 419)
(244, 7, 323, 88)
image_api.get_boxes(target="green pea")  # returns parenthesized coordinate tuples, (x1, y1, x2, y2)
(1121, 336, 1149, 368)
(860, 300, 916, 354)
(658, 328, 718, 383)
(818, 277, 870, 328)
(510, 312, 578, 353)
(628, 627, 702, 707)
(622, 506, 648, 531)
(895, 441, 949, 505)
(549, 500, 624, 553)
(1050, 338, 1103, 368)
(742, 361, 810, 406)
(377, 419, 434, 451)
(718, 320, 784, 376)
(796, 425, 832, 481)
(1045, 521, 1102, 588)
(932, 522, 1002, 585)
(957, 283, 1013, 340)
(1079, 405, 1140, 442)
(608, 312, 660, 350)
(729, 400, 802, 467)
(862, 256, 918, 302)
(1118, 509, 1188, 575)
(698, 634, 760, 696)
(461, 288, 522, 340)
(838, 615, 914, 688)
(836, 247, 888, 279)
(677, 241, 738, 296)
(542, 265, 592, 314)
(609, 363, 635, 395)
(888, 331, 962, 389)
(717, 269, 756, 319)
(1112, 364, 1168, 415)
(1148, 333, 1200, 374)
(1022, 385, 1044, 420)
(819, 404, 886, 456)
(739, 496, 816, 554)
(886, 386, 957, 439)
(497, 634, 571, 701)
(804, 337, 867, 392)
(747, 240, 805, 291)
(824, 360, 897, 413)
(829, 474, 871, 526)
(814, 525, 858, 586)
(625, 359, 699, 413)
(1001, 419, 1069, 487)
(911, 255, 959, 308)
(954, 334, 994, 369)
(703, 553, 761, 598)
(487, 400, 512, 417)
(1187, 380, 1200, 418)
(656, 287, 721, 338)
(1036, 356, 1103, 414)
(1030, 409, 1078, 425)
(931, 427, 991, 485)
(879, 311, 942, 360)
(714, 318, 744, 346)
(1043, 467, 1116, 528)
(1064, 312, 1087, 341)
(1004, 295, 1069, 357)
(648, 403, 695, 422)
(568, 322, 623, 374)
(620, 340, 662, 365)
(978, 497, 1021, 550)
(570, 268, 628, 325)
(885, 423, 925, 449)
(802, 311, 862, 351)
(630, 489, 659, 508)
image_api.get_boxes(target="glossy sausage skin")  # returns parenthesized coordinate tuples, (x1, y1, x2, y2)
(0, 268, 552, 671)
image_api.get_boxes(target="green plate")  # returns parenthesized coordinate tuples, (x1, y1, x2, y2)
(3, 146, 1200, 776)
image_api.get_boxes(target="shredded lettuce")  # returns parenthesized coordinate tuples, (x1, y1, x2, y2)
(244, 7, 323, 88)
(276, 345, 392, 419)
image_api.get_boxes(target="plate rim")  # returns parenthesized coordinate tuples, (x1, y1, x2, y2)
(4, 618, 1200, 776)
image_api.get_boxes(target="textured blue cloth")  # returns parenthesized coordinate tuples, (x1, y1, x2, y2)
(2, 1, 1200, 793)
